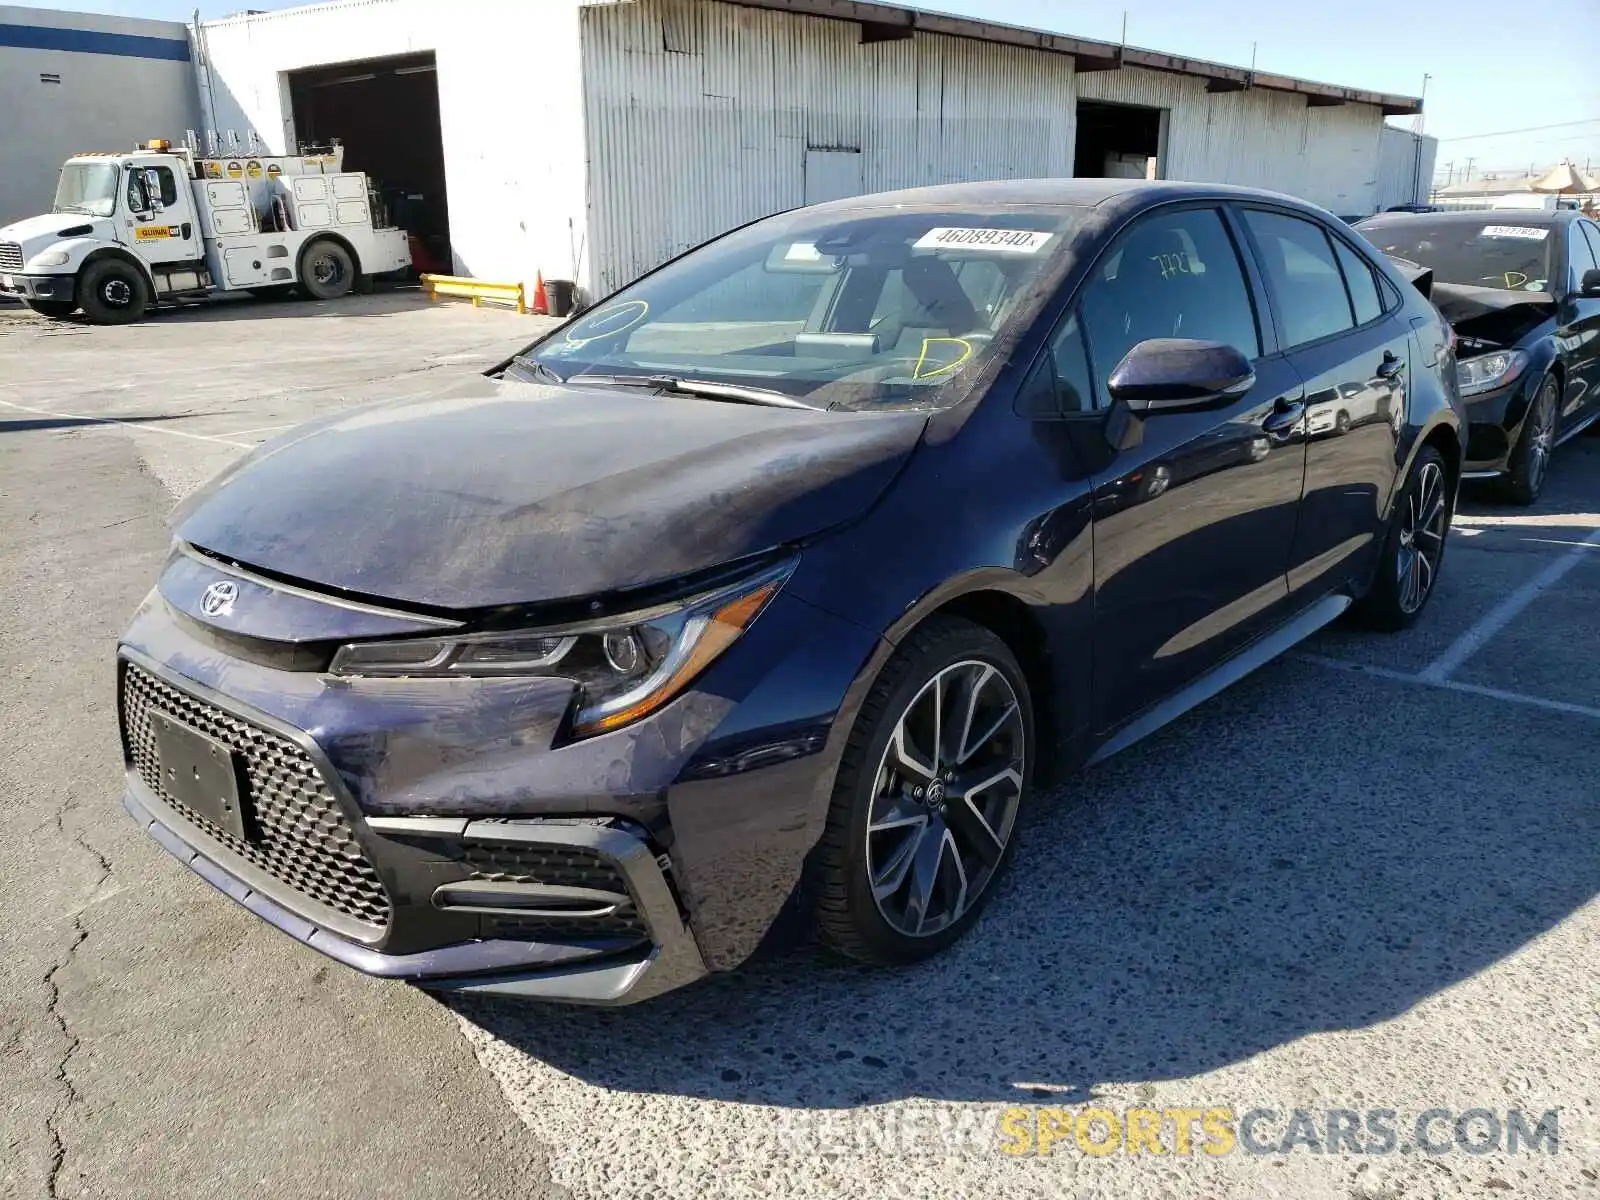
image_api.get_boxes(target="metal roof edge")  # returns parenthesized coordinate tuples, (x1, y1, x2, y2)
(717, 0, 1423, 115)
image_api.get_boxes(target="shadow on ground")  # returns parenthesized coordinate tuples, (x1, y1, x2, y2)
(454, 655, 1600, 1109)
(0, 413, 216, 434)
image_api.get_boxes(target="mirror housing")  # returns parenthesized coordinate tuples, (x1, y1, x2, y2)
(1106, 338, 1256, 414)
(1581, 267, 1600, 298)
(144, 169, 165, 213)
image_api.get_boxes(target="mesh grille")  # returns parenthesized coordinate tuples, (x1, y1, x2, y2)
(463, 842, 647, 941)
(122, 662, 391, 931)
(0, 243, 22, 272)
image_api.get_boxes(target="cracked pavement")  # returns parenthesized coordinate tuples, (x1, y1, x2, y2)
(0, 293, 560, 1200)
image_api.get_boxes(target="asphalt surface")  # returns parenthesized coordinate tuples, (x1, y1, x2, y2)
(2, 292, 1596, 1200)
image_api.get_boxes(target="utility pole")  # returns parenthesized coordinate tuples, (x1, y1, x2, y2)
(1463, 156, 1476, 182)
(1441, 161, 1453, 187)
(1413, 74, 1430, 136)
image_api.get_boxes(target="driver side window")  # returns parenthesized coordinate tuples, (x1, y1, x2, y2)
(1078, 207, 1260, 408)
(1569, 222, 1599, 291)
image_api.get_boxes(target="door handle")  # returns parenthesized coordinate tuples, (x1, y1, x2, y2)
(1376, 351, 1404, 380)
(1263, 399, 1305, 439)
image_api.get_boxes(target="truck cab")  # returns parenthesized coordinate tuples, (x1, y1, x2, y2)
(1, 138, 412, 323)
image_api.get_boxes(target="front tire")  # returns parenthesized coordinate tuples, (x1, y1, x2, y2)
(1353, 445, 1452, 631)
(1497, 373, 1558, 506)
(297, 239, 355, 301)
(24, 299, 75, 318)
(811, 616, 1034, 965)
(77, 260, 148, 325)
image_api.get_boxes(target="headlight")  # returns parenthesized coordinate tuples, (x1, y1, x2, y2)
(329, 559, 795, 737)
(33, 250, 71, 268)
(1456, 349, 1528, 398)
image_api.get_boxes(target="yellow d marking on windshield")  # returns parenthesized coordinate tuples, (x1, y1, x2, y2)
(1503, 271, 1529, 289)
(913, 337, 973, 380)
(563, 299, 649, 349)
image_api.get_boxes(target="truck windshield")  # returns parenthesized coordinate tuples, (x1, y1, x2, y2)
(1361, 218, 1555, 293)
(518, 204, 1087, 410)
(53, 162, 120, 218)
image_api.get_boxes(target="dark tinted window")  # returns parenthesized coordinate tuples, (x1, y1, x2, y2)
(1015, 312, 1094, 416)
(1582, 222, 1600, 272)
(1332, 237, 1382, 326)
(1078, 207, 1259, 407)
(1243, 210, 1354, 347)
(1359, 217, 1554, 292)
(1569, 222, 1599, 287)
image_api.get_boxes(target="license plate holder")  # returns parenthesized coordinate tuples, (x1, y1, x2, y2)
(151, 711, 250, 840)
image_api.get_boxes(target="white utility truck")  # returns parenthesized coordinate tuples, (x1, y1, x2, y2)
(0, 138, 412, 323)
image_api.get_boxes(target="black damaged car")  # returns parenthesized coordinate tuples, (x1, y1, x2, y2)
(1356, 208, 1600, 503)
(119, 180, 1463, 1004)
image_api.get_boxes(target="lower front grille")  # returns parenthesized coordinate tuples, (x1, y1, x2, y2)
(0, 242, 23, 272)
(463, 840, 648, 941)
(121, 662, 392, 932)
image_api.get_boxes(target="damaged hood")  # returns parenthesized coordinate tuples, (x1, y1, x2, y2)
(174, 373, 927, 611)
(1429, 282, 1556, 349)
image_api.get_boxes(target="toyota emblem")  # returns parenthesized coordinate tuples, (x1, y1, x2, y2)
(200, 580, 238, 617)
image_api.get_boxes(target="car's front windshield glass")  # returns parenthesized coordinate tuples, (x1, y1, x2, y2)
(521, 204, 1088, 410)
(1362, 218, 1554, 293)
(52, 162, 120, 218)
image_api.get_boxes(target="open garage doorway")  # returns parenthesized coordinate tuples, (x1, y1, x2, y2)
(287, 52, 451, 276)
(1074, 100, 1164, 180)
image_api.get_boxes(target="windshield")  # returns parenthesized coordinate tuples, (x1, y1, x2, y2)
(52, 162, 120, 218)
(1361, 218, 1554, 293)
(519, 205, 1087, 409)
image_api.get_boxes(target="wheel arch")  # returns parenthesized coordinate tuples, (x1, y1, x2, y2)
(78, 246, 156, 293)
(299, 231, 363, 277)
(886, 582, 1064, 782)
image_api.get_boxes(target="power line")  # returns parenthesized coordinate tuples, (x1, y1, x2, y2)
(1437, 117, 1600, 143)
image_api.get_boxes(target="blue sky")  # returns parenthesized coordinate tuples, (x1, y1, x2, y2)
(28, 0, 1600, 181)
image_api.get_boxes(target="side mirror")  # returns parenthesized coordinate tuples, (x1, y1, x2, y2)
(145, 169, 165, 213)
(1106, 338, 1256, 414)
(1581, 267, 1600, 298)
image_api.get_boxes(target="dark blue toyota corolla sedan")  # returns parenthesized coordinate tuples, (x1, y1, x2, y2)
(119, 180, 1464, 1004)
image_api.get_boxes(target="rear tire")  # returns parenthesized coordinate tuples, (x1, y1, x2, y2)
(1496, 373, 1558, 506)
(24, 299, 75, 318)
(297, 239, 355, 301)
(77, 259, 148, 325)
(811, 616, 1034, 966)
(1353, 445, 1452, 631)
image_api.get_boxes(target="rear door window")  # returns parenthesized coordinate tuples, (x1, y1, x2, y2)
(1243, 209, 1356, 348)
(1332, 237, 1383, 326)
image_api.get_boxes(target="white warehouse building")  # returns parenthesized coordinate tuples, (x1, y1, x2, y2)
(33, 0, 1425, 301)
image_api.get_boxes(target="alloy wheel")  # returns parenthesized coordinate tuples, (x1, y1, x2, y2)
(1396, 459, 1447, 614)
(864, 659, 1025, 937)
(1525, 383, 1557, 493)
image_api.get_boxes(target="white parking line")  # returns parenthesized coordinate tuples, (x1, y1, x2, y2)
(0, 398, 251, 449)
(214, 422, 296, 438)
(1418, 526, 1600, 682)
(1296, 652, 1600, 722)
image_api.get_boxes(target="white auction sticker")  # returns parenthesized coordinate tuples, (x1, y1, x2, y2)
(1480, 225, 1548, 240)
(783, 242, 823, 262)
(913, 227, 1055, 254)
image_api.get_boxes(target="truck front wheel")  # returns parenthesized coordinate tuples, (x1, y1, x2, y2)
(24, 299, 76, 319)
(78, 260, 149, 325)
(298, 239, 355, 301)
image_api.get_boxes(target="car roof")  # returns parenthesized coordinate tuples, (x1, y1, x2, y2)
(803, 177, 1325, 215)
(1360, 209, 1578, 228)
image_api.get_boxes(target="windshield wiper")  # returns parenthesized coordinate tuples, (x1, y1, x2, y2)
(574, 374, 815, 409)
(506, 355, 565, 384)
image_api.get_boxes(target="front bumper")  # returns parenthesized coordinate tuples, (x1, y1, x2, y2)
(117, 577, 879, 1002)
(0, 271, 73, 303)
(1460, 374, 1536, 477)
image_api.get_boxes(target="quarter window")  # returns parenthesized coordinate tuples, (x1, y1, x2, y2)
(1332, 237, 1382, 326)
(1078, 207, 1260, 408)
(1243, 209, 1356, 348)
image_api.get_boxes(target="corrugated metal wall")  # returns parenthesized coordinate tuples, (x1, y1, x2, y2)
(582, 0, 1076, 294)
(1375, 126, 1439, 211)
(581, 0, 1390, 293)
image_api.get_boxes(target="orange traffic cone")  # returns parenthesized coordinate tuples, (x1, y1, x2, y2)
(532, 271, 549, 315)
